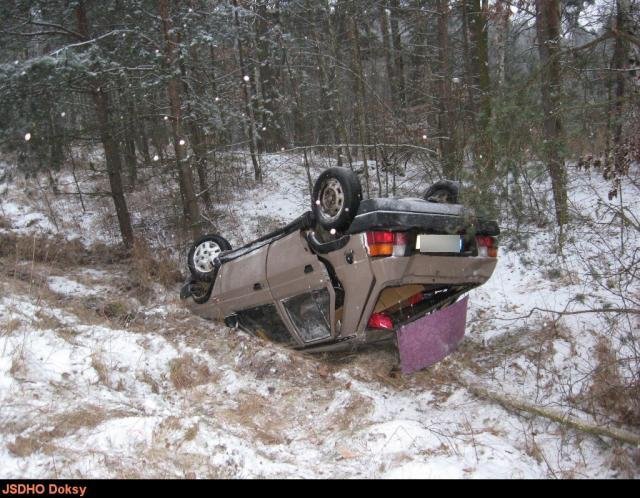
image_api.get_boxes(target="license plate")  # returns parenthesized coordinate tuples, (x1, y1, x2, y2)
(416, 234, 462, 253)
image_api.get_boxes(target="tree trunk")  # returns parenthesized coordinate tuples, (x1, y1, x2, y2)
(389, 0, 406, 109)
(93, 89, 135, 248)
(326, 3, 353, 167)
(407, 0, 428, 108)
(535, 0, 567, 227)
(495, 1, 510, 88)
(610, 0, 630, 179)
(232, 0, 262, 182)
(158, 0, 201, 236)
(435, 0, 458, 179)
(180, 44, 213, 213)
(191, 124, 213, 213)
(349, 17, 370, 198)
(379, 4, 396, 109)
(134, 88, 152, 168)
(75, 1, 134, 248)
(253, 2, 284, 152)
(312, 35, 343, 161)
(47, 106, 64, 172)
(467, 0, 495, 179)
(120, 89, 138, 189)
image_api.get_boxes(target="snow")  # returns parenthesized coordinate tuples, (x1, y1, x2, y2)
(48, 276, 99, 296)
(0, 163, 113, 246)
(80, 417, 161, 452)
(0, 154, 638, 478)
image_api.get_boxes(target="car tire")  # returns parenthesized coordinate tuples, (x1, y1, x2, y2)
(312, 167, 362, 232)
(191, 280, 214, 304)
(188, 234, 232, 282)
(423, 180, 460, 204)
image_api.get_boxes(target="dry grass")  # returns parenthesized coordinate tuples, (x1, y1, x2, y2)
(49, 406, 111, 438)
(220, 393, 290, 446)
(9, 350, 26, 379)
(97, 299, 136, 324)
(0, 214, 11, 229)
(34, 309, 64, 330)
(408, 360, 460, 403)
(1, 318, 21, 335)
(586, 337, 640, 427)
(138, 370, 160, 394)
(1, 232, 88, 266)
(91, 353, 110, 386)
(455, 319, 571, 376)
(130, 240, 182, 291)
(168, 354, 215, 389)
(7, 435, 40, 458)
(330, 392, 375, 432)
(56, 327, 80, 344)
(607, 445, 640, 478)
(7, 406, 121, 458)
(0, 232, 129, 269)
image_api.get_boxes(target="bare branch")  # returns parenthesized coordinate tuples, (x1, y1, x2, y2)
(613, 27, 640, 48)
(26, 20, 84, 40)
(495, 306, 640, 321)
(0, 29, 77, 38)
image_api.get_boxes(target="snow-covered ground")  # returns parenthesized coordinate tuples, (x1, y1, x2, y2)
(0, 155, 638, 478)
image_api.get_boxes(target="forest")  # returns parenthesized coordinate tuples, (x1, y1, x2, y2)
(0, 0, 637, 246)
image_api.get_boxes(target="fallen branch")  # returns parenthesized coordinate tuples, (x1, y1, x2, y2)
(494, 306, 640, 321)
(456, 377, 640, 447)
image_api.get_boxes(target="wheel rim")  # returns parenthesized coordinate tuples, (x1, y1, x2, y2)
(193, 240, 222, 273)
(317, 178, 344, 221)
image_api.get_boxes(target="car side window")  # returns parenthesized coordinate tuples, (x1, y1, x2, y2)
(236, 303, 295, 345)
(282, 289, 331, 342)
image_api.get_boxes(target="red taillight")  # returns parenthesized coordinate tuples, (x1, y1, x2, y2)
(366, 231, 394, 244)
(365, 231, 409, 257)
(476, 235, 498, 258)
(408, 292, 423, 306)
(368, 312, 394, 330)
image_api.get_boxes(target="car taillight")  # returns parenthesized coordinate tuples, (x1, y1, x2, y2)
(368, 312, 394, 330)
(408, 292, 423, 306)
(476, 235, 498, 258)
(365, 231, 409, 257)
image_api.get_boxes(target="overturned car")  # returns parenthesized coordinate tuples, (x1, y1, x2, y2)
(181, 168, 499, 372)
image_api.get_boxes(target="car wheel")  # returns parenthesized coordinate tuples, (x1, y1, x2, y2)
(188, 234, 232, 282)
(312, 167, 362, 232)
(191, 280, 213, 304)
(423, 180, 460, 204)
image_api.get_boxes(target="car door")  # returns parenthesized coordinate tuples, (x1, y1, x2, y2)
(216, 243, 299, 345)
(215, 244, 272, 313)
(266, 232, 336, 345)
